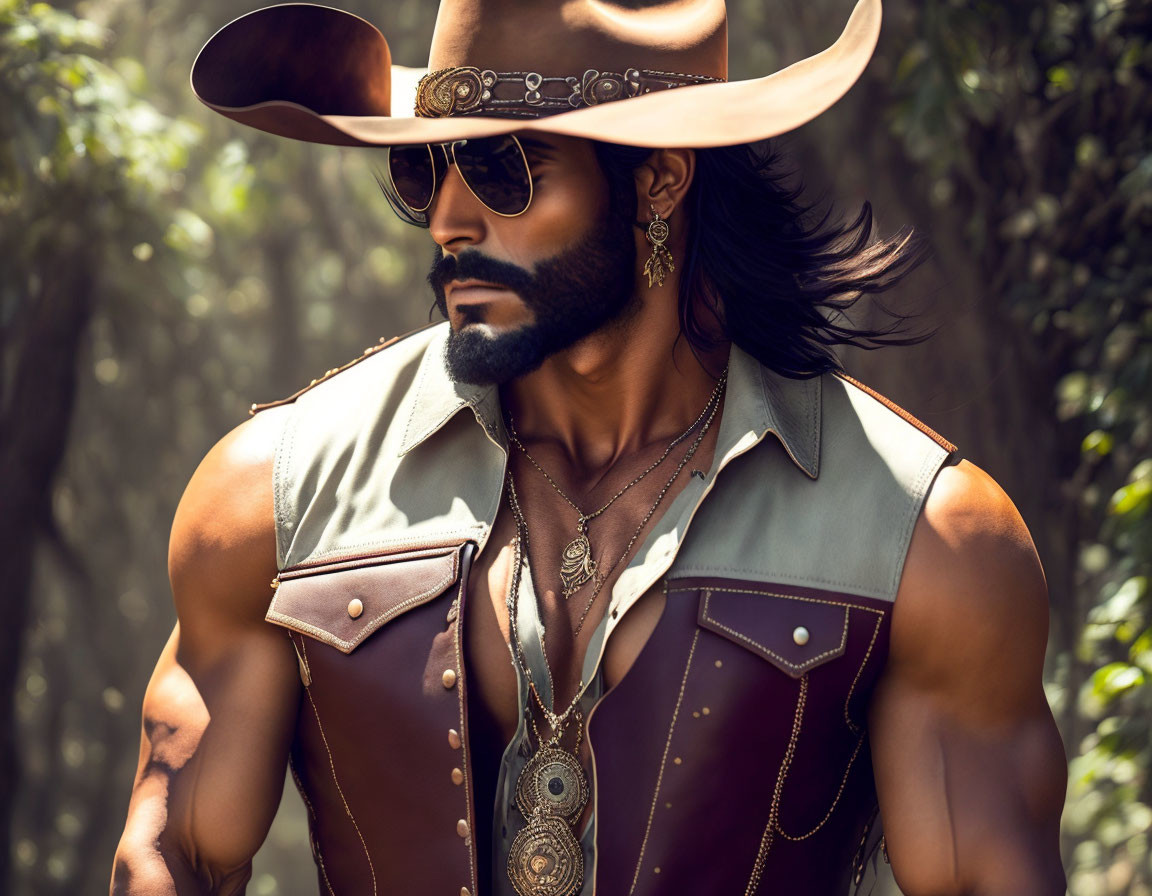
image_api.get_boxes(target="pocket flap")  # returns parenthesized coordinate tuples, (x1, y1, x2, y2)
(697, 587, 849, 678)
(266, 545, 461, 653)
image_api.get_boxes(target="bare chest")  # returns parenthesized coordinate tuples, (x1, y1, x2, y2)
(464, 427, 717, 746)
(463, 503, 668, 747)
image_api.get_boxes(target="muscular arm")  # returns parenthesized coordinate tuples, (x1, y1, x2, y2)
(111, 407, 300, 894)
(869, 460, 1067, 895)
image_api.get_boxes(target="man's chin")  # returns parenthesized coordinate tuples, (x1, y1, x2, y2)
(443, 322, 549, 387)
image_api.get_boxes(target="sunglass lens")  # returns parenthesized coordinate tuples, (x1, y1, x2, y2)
(453, 135, 532, 216)
(388, 145, 437, 212)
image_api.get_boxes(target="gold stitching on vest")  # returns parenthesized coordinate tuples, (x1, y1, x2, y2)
(773, 610, 885, 841)
(268, 548, 461, 652)
(628, 619, 699, 896)
(843, 611, 883, 734)
(673, 584, 885, 615)
(834, 372, 957, 454)
(745, 674, 808, 895)
(776, 732, 866, 842)
(299, 638, 378, 896)
(672, 587, 889, 870)
(289, 750, 336, 896)
(248, 324, 441, 416)
(699, 590, 849, 672)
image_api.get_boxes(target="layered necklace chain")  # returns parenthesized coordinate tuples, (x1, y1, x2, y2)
(505, 368, 728, 603)
(502, 371, 726, 896)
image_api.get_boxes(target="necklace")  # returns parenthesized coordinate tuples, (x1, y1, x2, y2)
(505, 370, 728, 599)
(569, 375, 724, 635)
(503, 497, 588, 896)
(502, 374, 726, 896)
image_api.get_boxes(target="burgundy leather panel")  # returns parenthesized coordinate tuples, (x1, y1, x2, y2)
(278, 561, 893, 895)
(697, 586, 849, 677)
(286, 542, 479, 896)
(588, 578, 892, 895)
(269, 545, 460, 653)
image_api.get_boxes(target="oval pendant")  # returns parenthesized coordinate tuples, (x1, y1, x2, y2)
(515, 746, 589, 821)
(507, 812, 584, 896)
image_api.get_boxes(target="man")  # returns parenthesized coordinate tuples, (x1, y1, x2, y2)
(113, 1, 1068, 894)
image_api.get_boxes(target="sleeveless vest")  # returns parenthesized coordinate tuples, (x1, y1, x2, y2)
(259, 322, 956, 895)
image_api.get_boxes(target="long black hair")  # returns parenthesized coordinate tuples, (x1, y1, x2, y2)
(594, 140, 933, 379)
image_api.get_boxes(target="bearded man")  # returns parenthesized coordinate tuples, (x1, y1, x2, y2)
(112, 1, 1068, 894)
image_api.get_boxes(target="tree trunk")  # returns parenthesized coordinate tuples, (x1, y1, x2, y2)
(0, 240, 96, 892)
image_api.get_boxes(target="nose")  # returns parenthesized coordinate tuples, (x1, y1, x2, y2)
(427, 155, 487, 251)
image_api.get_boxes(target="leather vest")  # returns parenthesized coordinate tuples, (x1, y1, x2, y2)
(257, 323, 956, 895)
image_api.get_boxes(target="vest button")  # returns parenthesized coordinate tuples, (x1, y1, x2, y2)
(451, 767, 464, 785)
(461, 888, 472, 896)
(442, 668, 458, 688)
(448, 729, 462, 749)
(793, 626, 810, 646)
(347, 598, 364, 619)
(457, 819, 470, 838)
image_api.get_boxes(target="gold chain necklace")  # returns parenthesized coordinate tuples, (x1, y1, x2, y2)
(505, 369, 727, 598)
(503, 495, 587, 896)
(502, 375, 725, 896)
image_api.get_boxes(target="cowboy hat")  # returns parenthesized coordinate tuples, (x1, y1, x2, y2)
(191, 0, 881, 149)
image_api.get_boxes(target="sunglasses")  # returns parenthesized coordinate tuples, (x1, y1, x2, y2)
(377, 134, 534, 227)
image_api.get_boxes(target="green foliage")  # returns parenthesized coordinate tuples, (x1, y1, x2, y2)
(888, 0, 1152, 889)
(3, 0, 437, 892)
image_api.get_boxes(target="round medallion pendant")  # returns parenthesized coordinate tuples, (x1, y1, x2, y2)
(515, 747, 589, 821)
(507, 813, 584, 896)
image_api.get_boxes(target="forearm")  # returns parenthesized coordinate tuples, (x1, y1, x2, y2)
(111, 848, 250, 896)
(111, 784, 252, 896)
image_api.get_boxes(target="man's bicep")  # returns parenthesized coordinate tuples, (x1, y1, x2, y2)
(869, 460, 1066, 896)
(114, 410, 299, 893)
(869, 674, 1066, 895)
(116, 623, 300, 892)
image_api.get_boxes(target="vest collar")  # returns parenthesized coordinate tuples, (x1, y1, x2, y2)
(397, 323, 821, 480)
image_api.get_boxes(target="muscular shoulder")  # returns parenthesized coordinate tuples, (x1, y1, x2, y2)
(871, 460, 1066, 894)
(891, 459, 1050, 719)
(169, 406, 290, 641)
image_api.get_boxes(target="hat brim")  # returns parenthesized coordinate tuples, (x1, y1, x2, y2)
(191, 0, 881, 149)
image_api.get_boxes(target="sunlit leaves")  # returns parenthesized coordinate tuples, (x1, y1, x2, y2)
(879, 0, 1152, 888)
(6, 2, 438, 892)
(1111, 461, 1152, 520)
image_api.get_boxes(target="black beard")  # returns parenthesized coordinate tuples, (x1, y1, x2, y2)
(427, 195, 638, 386)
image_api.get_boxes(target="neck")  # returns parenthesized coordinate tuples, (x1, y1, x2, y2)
(502, 286, 729, 474)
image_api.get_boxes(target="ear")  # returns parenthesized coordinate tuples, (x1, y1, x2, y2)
(634, 148, 695, 223)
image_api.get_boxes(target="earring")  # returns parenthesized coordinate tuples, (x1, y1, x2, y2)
(644, 205, 674, 288)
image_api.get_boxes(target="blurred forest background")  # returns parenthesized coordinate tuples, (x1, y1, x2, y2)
(1, 0, 1149, 892)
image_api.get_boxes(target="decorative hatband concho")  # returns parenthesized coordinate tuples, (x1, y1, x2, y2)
(413, 66, 495, 117)
(507, 812, 584, 896)
(415, 66, 722, 119)
(515, 746, 589, 821)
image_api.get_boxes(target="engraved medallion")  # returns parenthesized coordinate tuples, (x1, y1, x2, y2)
(507, 812, 584, 896)
(559, 529, 596, 596)
(515, 747, 589, 821)
(647, 217, 670, 244)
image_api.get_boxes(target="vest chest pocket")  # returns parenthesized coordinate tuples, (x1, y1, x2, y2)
(266, 544, 463, 653)
(696, 587, 850, 677)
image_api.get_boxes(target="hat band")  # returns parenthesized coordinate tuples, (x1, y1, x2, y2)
(415, 65, 723, 120)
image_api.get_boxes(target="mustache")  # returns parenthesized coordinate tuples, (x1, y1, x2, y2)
(427, 249, 537, 300)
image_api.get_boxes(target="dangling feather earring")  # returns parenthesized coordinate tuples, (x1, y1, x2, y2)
(643, 205, 674, 288)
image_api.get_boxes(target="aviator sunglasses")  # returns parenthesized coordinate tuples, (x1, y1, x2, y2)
(378, 134, 534, 227)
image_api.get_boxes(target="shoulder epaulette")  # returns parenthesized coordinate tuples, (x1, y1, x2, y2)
(834, 372, 958, 455)
(248, 322, 439, 417)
